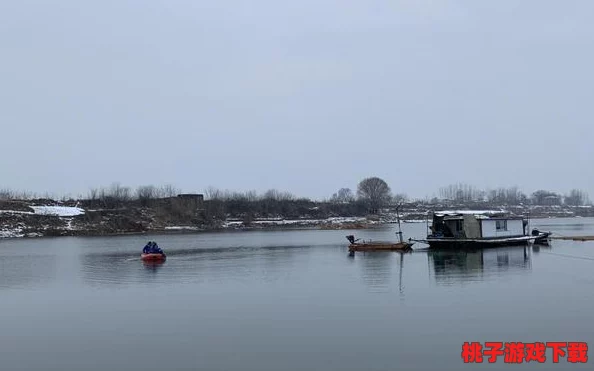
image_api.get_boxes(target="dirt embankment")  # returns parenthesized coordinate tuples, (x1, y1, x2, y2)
(1, 197, 592, 239)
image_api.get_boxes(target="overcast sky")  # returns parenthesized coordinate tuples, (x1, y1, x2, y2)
(1, 1, 593, 200)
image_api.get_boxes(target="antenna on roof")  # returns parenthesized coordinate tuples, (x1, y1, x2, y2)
(527, 207, 531, 236)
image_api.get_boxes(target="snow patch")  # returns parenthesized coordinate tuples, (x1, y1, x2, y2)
(434, 210, 506, 216)
(30, 206, 85, 217)
(0, 227, 25, 238)
(164, 226, 201, 231)
(222, 217, 371, 228)
(65, 219, 76, 230)
(326, 217, 368, 224)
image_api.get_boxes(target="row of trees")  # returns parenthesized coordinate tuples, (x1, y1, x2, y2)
(327, 180, 592, 211)
(204, 187, 298, 202)
(0, 183, 182, 205)
(88, 183, 181, 202)
(436, 183, 590, 206)
(0, 179, 591, 210)
(84, 183, 182, 208)
(201, 186, 372, 221)
(438, 184, 531, 204)
(0, 189, 41, 200)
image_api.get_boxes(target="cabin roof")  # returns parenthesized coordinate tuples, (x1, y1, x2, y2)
(433, 209, 525, 221)
(433, 210, 506, 217)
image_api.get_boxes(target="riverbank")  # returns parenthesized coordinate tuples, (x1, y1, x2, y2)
(0, 210, 385, 238)
(1, 198, 593, 239)
(0, 201, 380, 238)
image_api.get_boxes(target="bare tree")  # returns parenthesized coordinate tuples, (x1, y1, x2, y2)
(136, 185, 156, 199)
(136, 185, 158, 206)
(439, 183, 483, 202)
(204, 187, 223, 200)
(88, 188, 99, 201)
(245, 190, 258, 202)
(330, 188, 355, 203)
(108, 183, 132, 202)
(485, 187, 527, 205)
(0, 188, 13, 200)
(160, 184, 180, 198)
(392, 193, 408, 204)
(565, 189, 589, 206)
(357, 177, 392, 214)
(531, 190, 561, 205)
(263, 189, 295, 201)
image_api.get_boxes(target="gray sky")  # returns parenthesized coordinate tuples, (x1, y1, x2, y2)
(1, 1, 593, 200)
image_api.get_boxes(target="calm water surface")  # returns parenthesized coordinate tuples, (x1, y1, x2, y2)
(1, 218, 593, 370)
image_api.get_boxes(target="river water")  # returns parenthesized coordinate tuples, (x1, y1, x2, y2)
(0, 218, 593, 370)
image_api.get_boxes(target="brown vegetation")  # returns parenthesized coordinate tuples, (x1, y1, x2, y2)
(0, 180, 592, 238)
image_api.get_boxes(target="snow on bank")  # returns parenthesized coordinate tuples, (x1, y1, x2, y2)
(0, 227, 43, 238)
(0, 226, 25, 238)
(164, 226, 202, 231)
(30, 206, 85, 217)
(326, 217, 368, 224)
(222, 216, 371, 228)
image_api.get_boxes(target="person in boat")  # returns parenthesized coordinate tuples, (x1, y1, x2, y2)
(149, 241, 164, 255)
(142, 241, 152, 254)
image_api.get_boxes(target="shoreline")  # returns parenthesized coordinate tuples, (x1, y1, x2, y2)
(0, 214, 589, 240)
(2, 199, 593, 240)
(0, 219, 385, 240)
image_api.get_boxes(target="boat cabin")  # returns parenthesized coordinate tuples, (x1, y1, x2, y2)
(429, 210, 527, 240)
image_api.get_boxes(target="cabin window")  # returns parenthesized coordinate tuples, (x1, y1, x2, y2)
(496, 220, 507, 231)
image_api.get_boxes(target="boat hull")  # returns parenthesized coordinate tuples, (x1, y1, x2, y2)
(425, 235, 537, 249)
(348, 242, 413, 252)
(533, 232, 551, 245)
(141, 253, 166, 261)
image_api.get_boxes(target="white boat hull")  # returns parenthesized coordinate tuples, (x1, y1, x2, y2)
(420, 235, 539, 249)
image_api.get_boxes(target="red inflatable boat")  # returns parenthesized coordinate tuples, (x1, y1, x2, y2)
(141, 253, 166, 262)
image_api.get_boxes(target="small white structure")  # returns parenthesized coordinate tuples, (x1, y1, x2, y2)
(480, 218, 524, 238)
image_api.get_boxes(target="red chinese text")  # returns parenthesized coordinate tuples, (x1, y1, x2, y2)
(461, 342, 588, 363)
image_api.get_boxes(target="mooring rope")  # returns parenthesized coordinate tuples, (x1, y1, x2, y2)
(550, 231, 569, 238)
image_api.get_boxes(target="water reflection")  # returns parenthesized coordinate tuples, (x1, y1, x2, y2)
(354, 251, 410, 294)
(80, 252, 137, 287)
(142, 260, 166, 271)
(0, 254, 57, 290)
(531, 243, 552, 253)
(79, 245, 306, 287)
(359, 252, 393, 289)
(428, 246, 531, 284)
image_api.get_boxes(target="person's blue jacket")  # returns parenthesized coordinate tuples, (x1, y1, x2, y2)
(144, 242, 157, 254)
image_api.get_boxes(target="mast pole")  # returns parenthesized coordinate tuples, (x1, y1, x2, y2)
(396, 203, 403, 243)
(527, 207, 531, 236)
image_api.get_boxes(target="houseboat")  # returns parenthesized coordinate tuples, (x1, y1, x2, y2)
(418, 210, 544, 249)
